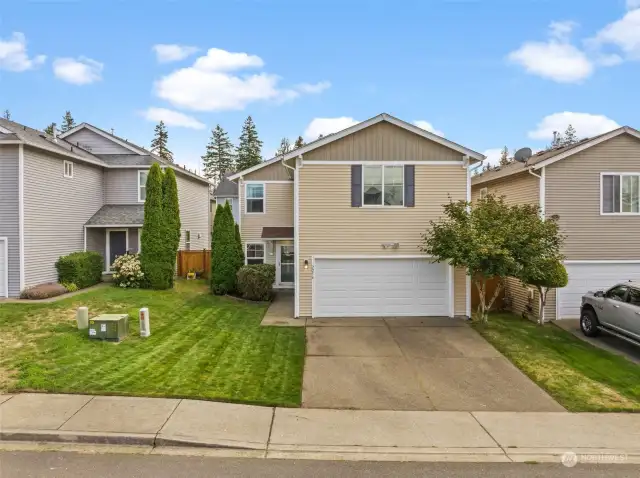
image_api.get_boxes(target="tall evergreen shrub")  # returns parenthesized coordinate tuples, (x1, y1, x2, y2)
(162, 168, 181, 287)
(210, 203, 237, 294)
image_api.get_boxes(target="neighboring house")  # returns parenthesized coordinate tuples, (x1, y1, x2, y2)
(471, 126, 640, 320)
(211, 172, 239, 224)
(0, 119, 210, 298)
(229, 113, 485, 318)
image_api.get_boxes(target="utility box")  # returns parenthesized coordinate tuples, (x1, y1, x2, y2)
(88, 314, 128, 342)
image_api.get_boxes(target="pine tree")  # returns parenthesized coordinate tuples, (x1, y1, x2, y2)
(563, 124, 578, 146)
(236, 116, 263, 172)
(499, 146, 510, 167)
(61, 111, 76, 132)
(276, 137, 291, 156)
(162, 168, 181, 288)
(150, 121, 174, 163)
(140, 163, 171, 289)
(202, 125, 235, 183)
(550, 131, 563, 149)
(44, 123, 56, 136)
(294, 136, 304, 149)
(2, 110, 10, 120)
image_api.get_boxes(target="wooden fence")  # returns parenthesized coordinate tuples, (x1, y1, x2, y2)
(470, 276, 505, 312)
(177, 250, 210, 278)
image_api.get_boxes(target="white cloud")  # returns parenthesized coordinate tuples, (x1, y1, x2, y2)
(0, 32, 46, 72)
(413, 120, 444, 137)
(482, 148, 504, 168)
(528, 112, 620, 140)
(627, 0, 640, 10)
(508, 22, 594, 83)
(153, 44, 199, 63)
(591, 9, 640, 60)
(155, 48, 329, 111)
(141, 107, 205, 129)
(295, 81, 332, 94)
(53, 57, 103, 85)
(303, 117, 359, 141)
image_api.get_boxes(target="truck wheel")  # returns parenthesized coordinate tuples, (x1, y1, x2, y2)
(580, 309, 600, 337)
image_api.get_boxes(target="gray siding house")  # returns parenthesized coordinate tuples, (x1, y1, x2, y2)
(0, 119, 211, 298)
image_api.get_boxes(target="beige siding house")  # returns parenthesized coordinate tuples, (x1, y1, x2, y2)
(230, 113, 484, 319)
(472, 127, 640, 321)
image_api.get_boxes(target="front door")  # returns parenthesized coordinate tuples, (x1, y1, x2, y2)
(277, 245, 295, 287)
(108, 230, 127, 270)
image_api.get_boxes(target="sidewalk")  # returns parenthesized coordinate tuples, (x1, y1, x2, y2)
(1, 393, 639, 463)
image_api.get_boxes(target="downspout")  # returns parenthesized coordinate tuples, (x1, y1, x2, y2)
(528, 168, 545, 219)
(284, 155, 302, 318)
(463, 155, 471, 319)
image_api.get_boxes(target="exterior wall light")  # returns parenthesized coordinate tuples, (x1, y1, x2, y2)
(304, 259, 309, 269)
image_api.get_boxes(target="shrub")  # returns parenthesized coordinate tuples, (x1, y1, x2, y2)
(236, 264, 276, 301)
(56, 251, 103, 289)
(162, 168, 181, 287)
(234, 223, 244, 272)
(211, 202, 237, 295)
(60, 282, 79, 292)
(20, 283, 68, 299)
(112, 253, 145, 289)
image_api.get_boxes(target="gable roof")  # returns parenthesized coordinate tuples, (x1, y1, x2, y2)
(229, 113, 485, 180)
(59, 122, 148, 155)
(213, 172, 238, 197)
(472, 126, 640, 186)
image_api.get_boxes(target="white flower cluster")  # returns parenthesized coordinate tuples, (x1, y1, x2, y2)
(111, 253, 145, 289)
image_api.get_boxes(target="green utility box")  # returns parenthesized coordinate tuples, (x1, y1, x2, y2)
(88, 314, 128, 342)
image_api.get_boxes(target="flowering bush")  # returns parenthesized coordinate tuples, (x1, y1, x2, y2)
(111, 253, 144, 289)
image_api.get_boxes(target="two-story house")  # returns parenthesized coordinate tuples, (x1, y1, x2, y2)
(229, 113, 485, 318)
(471, 126, 640, 321)
(0, 119, 210, 298)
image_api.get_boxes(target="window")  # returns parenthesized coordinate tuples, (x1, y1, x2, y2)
(246, 184, 265, 213)
(185, 230, 191, 250)
(63, 160, 74, 178)
(246, 243, 265, 264)
(138, 171, 148, 202)
(606, 285, 628, 302)
(627, 288, 640, 307)
(480, 187, 488, 199)
(363, 165, 404, 206)
(602, 174, 640, 214)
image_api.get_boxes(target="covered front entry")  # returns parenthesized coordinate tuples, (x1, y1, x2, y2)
(313, 257, 452, 318)
(558, 262, 640, 319)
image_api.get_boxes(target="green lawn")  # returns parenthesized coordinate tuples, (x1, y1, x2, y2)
(473, 313, 640, 412)
(0, 281, 305, 407)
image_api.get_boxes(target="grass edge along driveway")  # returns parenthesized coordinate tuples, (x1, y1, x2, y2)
(473, 313, 640, 412)
(0, 281, 305, 407)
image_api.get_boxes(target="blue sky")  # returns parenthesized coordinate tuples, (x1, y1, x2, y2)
(1, 0, 639, 170)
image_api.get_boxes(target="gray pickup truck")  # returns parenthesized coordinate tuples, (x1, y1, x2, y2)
(580, 281, 640, 347)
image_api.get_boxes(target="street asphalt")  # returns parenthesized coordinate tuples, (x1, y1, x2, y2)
(1, 451, 639, 478)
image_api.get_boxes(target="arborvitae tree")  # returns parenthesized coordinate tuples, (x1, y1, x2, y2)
(276, 137, 291, 156)
(210, 202, 237, 294)
(3, 110, 10, 120)
(234, 223, 244, 274)
(563, 124, 578, 146)
(236, 116, 263, 172)
(140, 164, 171, 289)
(44, 123, 56, 136)
(150, 121, 174, 163)
(202, 125, 235, 183)
(61, 111, 76, 132)
(499, 146, 509, 167)
(162, 168, 181, 288)
(294, 136, 304, 149)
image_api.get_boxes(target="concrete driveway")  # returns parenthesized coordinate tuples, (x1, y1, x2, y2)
(303, 317, 564, 412)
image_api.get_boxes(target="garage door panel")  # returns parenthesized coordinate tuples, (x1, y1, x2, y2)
(314, 258, 450, 317)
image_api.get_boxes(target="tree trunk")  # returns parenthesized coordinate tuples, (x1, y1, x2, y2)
(537, 286, 548, 325)
(474, 277, 502, 323)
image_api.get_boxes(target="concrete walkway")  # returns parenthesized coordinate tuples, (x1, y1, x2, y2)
(1, 393, 639, 463)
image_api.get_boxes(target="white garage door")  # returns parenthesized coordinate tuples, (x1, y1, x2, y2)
(558, 263, 640, 319)
(0, 239, 7, 298)
(313, 258, 451, 317)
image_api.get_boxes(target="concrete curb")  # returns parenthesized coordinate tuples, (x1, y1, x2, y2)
(1, 429, 156, 447)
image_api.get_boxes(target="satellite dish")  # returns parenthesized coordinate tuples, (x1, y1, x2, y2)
(514, 147, 532, 163)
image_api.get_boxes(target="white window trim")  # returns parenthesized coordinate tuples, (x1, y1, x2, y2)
(362, 164, 405, 208)
(245, 183, 266, 215)
(105, 228, 129, 273)
(185, 230, 192, 250)
(600, 172, 640, 215)
(138, 170, 148, 203)
(245, 242, 266, 265)
(63, 160, 74, 178)
(479, 187, 488, 199)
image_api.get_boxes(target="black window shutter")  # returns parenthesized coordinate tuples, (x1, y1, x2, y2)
(351, 165, 362, 207)
(404, 165, 415, 207)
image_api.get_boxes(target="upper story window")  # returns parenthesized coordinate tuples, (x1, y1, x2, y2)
(602, 174, 640, 214)
(363, 165, 404, 206)
(138, 170, 149, 202)
(63, 160, 74, 178)
(245, 183, 265, 213)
